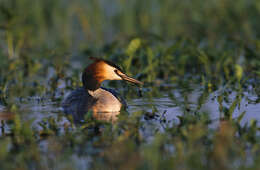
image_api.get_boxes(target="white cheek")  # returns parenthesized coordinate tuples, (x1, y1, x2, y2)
(106, 65, 122, 80)
(112, 73, 122, 80)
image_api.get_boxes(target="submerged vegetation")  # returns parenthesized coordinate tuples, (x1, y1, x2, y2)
(0, 0, 260, 169)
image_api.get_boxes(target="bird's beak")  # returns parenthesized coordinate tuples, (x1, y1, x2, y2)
(121, 74, 143, 85)
(116, 71, 143, 85)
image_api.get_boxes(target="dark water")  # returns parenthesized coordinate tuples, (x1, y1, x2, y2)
(0, 84, 259, 136)
(130, 88, 259, 124)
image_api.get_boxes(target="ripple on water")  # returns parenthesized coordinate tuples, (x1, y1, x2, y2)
(128, 87, 260, 129)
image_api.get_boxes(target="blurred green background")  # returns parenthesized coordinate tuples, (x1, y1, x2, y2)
(1, 0, 260, 52)
(0, 0, 259, 98)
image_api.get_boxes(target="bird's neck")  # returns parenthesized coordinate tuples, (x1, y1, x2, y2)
(82, 72, 104, 91)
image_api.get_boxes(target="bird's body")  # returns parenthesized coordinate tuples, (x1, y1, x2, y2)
(62, 87, 126, 122)
(62, 57, 142, 122)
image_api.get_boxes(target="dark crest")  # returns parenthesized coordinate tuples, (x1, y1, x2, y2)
(89, 57, 123, 72)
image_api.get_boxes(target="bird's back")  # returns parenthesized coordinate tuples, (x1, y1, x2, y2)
(62, 87, 126, 122)
(62, 87, 95, 122)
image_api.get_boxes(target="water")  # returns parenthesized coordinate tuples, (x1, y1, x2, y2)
(0, 83, 259, 169)
(130, 87, 260, 126)
(1, 84, 259, 135)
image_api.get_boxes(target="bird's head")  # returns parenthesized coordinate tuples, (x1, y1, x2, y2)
(82, 57, 143, 90)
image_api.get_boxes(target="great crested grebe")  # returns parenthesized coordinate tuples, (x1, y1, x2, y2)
(62, 57, 143, 122)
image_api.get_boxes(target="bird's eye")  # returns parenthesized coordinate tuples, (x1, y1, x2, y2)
(114, 69, 121, 76)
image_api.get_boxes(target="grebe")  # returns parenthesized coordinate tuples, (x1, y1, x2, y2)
(62, 57, 143, 122)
